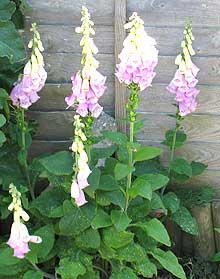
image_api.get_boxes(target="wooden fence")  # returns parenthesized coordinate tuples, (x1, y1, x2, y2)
(24, 0, 220, 191)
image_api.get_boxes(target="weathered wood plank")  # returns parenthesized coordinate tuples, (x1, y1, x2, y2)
(137, 114, 220, 143)
(22, 25, 114, 54)
(115, 0, 127, 133)
(127, 0, 220, 27)
(23, 25, 220, 57)
(138, 84, 220, 115)
(25, 0, 114, 25)
(31, 83, 114, 112)
(43, 53, 220, 85)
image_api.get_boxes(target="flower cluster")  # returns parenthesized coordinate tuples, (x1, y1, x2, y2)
(116, 12, 158, 91)
(167, 21, 200, 116)
(7, 184, 42, 259)
(70, 115, 91, 207)
(65, 6, 106, 118)
(10, 23, 47, 109)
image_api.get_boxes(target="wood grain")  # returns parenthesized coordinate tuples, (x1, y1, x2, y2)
(115, 0, 127, 133)
(25, 0, 114, 25)
(30, 82, 114, 112)
(22, 25, 114, 54)
(212, 201, 220, 251)
(23, 25, 220, 57)
(127, 0, 220, 27)
(43, 53, 220, 85)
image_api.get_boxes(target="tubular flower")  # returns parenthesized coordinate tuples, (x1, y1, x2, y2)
(167, 21, 200, 117)
(7, 184, 42, 259)
(10, 23, 47, 109)
(115, 12, 158, 91)
(65, 6, 106, 118)
(70, 115, 91, 207)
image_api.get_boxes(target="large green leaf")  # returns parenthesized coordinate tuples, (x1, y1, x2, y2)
(111, 210, 131, 231)
(102, 131, 127, 145)
(150, 248, 186, 279)
(75, 228, 100, 250)
(91, 208, 112, 229)
(0, 131, 6, 147)
(23, 270, 43, 279)
(162, 129, 187, 149)
(163, 192, 180, 214)
(116, 242, 146, 263)
(57, 258, 86, 279)
(133, 256, 157, 278)
(170, 206, 198, 235)
(0, 0, 16, 21)
(191, 161, 207, 176)
(98, 175, 118, 191)
(129, 177, 152, 200)
(114, 163, 134, 180)
(26, 225, 55, 264)
(0, 114, 6, 128)
(140, 174, 169, 191)
(91, 145, 117, 164)
(139, 218, 171, 246)
(133, 146, 162, 162)
(170, 158, 192, 177)
(110, 267, 138, 279)
(31, 187, 67, 218)
(39, 151, 73, 176)
(102, 227, 134, 249)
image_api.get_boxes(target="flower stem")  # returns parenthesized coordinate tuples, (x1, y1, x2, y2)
(20, 108, 35, 199)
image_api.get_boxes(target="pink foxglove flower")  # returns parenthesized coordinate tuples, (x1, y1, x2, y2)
(7, 184, 42, 258)
(10, 23, 47, 109)
(116, 12, 158, 91)
(7, 222, 41, 259)
(167, 22, 200, 117)
(65, 6, 106, 118)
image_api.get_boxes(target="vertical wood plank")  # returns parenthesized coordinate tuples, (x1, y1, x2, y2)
(114, 0, 127, 132)
(212, 201, 220, 251)
(191, 204, 216, 260)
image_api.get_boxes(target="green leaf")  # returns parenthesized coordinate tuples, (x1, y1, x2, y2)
(0, 114, 6, 128)
(91, 145, 117, 164)
(191, 161, 207, 176)
(140, 173, 169, 191)
(150, 248, 186, 279)
(134, 119, 145, 134)
(103, 157, 118, 175)
(133, 146, 162, 162)
(214, 227, 220, 234)
(170, 206, 198, 235)
(163, 192, 180, 214)
(86, 167, 101, 197)
(102, 227, 134, 249)
(98, 175, 118, 191)
(134, 256, 157, 278)
(102, 131, 127, 145)
(57, 258, 86, 279)
(128, 197, 151, 221)
(162, 130, 187, 148)
(75, 228, 100, 250)
(170, 158, 192, 177)
(59, 202, 95, 236)
(139, 218, 171, 246)
(114, 163, 134, 180)
(212, 252, 220, 262)
(116, 242, 146, 263)
(31, 187, 67, 218)
(26, 225, 55, 264)
(91, 209, 112, 229)
(99, 190, 125, 209)
(129, 177, 152, 200)
(117, 145, 129, 164)
(150, 192, 166, 214)
(23, 270, 43, 279)
(111, 210, 131, 231)
(110, 267, 138, 279)
(0, 131, 6, 147)
(0, 246, 21, 266)
(0, 0, 16, 21)
(39, 151, 73, 176)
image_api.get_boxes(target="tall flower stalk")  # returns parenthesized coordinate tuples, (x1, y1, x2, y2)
(162, 21, 199, 194)
(65, 6, 106, 207)
(116, 12, 158, 211)
(10, 23, 47, 199)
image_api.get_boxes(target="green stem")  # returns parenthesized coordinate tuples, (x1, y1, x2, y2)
(30, 262, 55, 279)
(20, 109, 35, 199)
(3, 100, 10, 122)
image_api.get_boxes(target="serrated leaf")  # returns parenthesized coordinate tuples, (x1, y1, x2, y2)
(102, 227, 134, 249)
(191, 161, 207, 176)
(91, 209, 112, 229)
(57, 258, 86, 279)
(133, 146, 162, 162)
(129, 177, 152, 200)
(170, 206, 198, 235)
(111, 210, 131, 231)
(102, 131, 127, 145)
(139, 218, 171, 246)
(114, 163, 134, 180)
(39, 151, 73, 176)
(163, 192, 180, 214)
(170, 158, 192, 177)
(150, 248, 186, 279)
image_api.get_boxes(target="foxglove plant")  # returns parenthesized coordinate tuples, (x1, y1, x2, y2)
(7, 184, 42, 259)
(9, 23, 47, 199)
(65, 6, 106, 206)
(116, 12, 159, 211)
